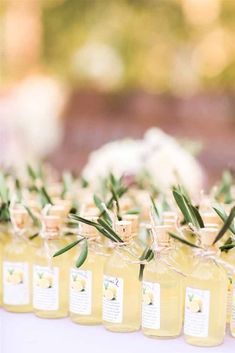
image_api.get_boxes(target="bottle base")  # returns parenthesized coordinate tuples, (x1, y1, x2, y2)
(34, 310, 68, 319)
(70, 315, 101, 325)
(104, 323, 140, 333)
(185, 337, 224, 347)
(142, 330, 180, 339)
(4, 305, 32, 313)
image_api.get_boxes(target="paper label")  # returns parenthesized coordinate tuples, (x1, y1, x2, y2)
(103, 275, 123, 323)
(3, 261, 30, 305)
(33, 265, 59, 310)
(184, 287, 210, 337)
(69, 268, 92, 315)
(142, 281, 160, 329)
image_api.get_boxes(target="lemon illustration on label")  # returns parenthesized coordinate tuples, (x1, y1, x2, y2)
(228, 277, 233, 292)
(187, 294, 202, 313)
(71, 275, 86, 292)
(143, 288, 153, 305)
(6, 268, 24, 284)
(104, 283, 117, 300)
(36, 272, 53, 289)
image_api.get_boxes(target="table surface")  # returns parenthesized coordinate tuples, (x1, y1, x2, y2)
(0, 310, 234, 353)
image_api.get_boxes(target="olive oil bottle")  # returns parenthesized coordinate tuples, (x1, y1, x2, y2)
(142, 225, 183, 338)
(103, 221, 141, 332)
(33, 211, 69, 318)
(3, 205, 33, 312)
(184, 228, 227, 347)
(70, 218, 107, 324)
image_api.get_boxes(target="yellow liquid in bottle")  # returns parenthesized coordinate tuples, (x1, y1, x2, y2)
(33, 238, 69, 318)
(184, 257, 227, 347)
(3, 235, 33, 312)
(230, 272, 235, 337)
(0, 240, 3, 306)
(142, 251, 183, 338)
(220, 249, 234, 323)
(103, 245, 141, 332)
(70, 242, 107, 324)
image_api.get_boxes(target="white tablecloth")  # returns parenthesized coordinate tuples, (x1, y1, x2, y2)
(0, 310, 234, 353)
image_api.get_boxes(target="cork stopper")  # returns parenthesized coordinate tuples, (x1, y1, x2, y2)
(155, 225, 174, 247)
(200, 227, 218, 247)
(53, 199, 72, 216)
(41, 215, 61, 239)
(163, 211, 177, 227)
(80, 216, 100, 238)
(122, 214, 139, 234)
(202, 211, 223, 228)
(115, 220, 132, 242)
(10, 206, 29, 230)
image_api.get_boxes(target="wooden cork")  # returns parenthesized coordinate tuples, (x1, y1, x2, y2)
(115, 220, 132, 242)
(11, 206, 29, 229)
(200, 227, 218, 247)
(80, 216, 100, 238)
(122, 214, 139, 234)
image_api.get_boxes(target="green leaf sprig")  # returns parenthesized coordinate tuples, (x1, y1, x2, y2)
(214, 170, 234, 204)
(173, 185, 204, 229)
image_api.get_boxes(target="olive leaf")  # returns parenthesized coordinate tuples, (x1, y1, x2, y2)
(76, 239, 88, 268)
(97, 218, 123, 243)
(93, 194, 112, 225)
(15, 178, 22, 202)
(138, 246, 154, 280)
(220, 237, 235, 252)
(168, 232, 201, 248)
(215, 170, 233, 204)
(53, 238, 84, 257)
(123, 208, 141, 215)
(24, 206, 41, 228)
(39, 186, 53, 207)
(173, 187, 204, 229)
(29, 233, 39, 240)
(213, 204, 235, 235)
(27, 164, 37, 181)
(61, 172, 73, 199)
(213, 206, 235, 244)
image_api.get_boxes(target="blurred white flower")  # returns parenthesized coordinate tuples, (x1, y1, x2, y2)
(83, 128, 204, 195)
(72, 42, 123, 89)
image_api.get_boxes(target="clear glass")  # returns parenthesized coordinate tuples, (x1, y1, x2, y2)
(220, 248, 234, 324)
(33, 237, 69, 318)
(70, 241, 107, 324)
(184, 256, 227, 347)
(142, 249, 183, 338)
(103, 244, 141, 332)
(3, 233, 33, 312)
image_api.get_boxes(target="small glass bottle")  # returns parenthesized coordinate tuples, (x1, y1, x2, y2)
(33, 211, 69, 318)
(184, 228, 227, 347)
(142, 225, 183, 338)
(3, 205, 33, 312)
(70, 217, 107, 324)
(103, 221, 141, 332)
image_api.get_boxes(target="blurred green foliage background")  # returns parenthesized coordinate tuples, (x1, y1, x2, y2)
(41, 0, 235, 93)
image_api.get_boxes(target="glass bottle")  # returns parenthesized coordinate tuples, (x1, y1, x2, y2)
(3, 205, 33, 312)
(142, 225, 183, 338)
(184, 228, 227, 347)
(70, 217, 107, 324)
(33, 211, 69, 318)
(103, 221, 141, 332)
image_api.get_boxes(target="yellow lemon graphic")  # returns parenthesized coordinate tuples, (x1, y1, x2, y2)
(104, 283, 117, 300)
(228, 278, 233, 292)
(190, 298, 202, 313)
(8, 269, 24, 285)
(72, 278, 86, 292)
(37, 273, 53, 289)
(143, 292, 153, 305)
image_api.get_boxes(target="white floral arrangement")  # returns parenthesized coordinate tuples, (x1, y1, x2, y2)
(82, 128, 204, 195)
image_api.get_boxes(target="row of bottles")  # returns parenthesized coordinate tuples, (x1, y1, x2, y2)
(1, 198, 235, 348)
